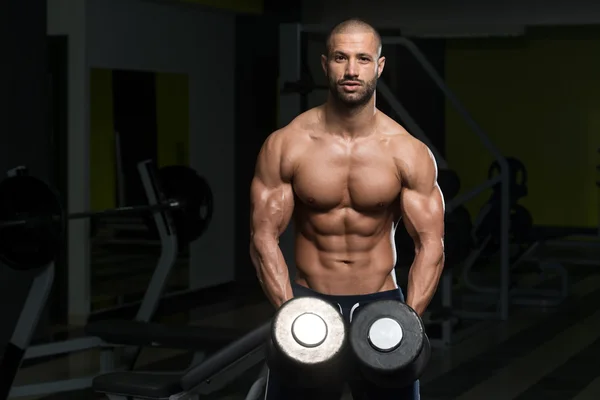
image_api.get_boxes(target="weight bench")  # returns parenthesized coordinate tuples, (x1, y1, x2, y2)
(6, 161, 226, 399)
(86, 320, 244, 351)
(93, 322, 270, 400)
(84, 319, 248, 374)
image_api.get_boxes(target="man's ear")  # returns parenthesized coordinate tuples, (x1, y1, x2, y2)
(321, 54, 328, 75)
(377, 56, 386, 78)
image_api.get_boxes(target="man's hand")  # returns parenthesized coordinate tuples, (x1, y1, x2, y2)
(399, 141, 445, 316)
(250, 130, 295, 308)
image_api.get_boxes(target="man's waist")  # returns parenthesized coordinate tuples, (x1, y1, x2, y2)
(292, 280, 402, 300)
(291, 281, 404, 323)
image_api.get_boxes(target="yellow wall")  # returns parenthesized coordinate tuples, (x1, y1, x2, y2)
(88, 0, 255, 210)
(155, 73, 190, 167)
(445, 28, 600, 228)
(89, 68, 116, 210)
(89, 70, 190, 209)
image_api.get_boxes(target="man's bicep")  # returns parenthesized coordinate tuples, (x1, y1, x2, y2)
(400, 185, 445, 243)
(400, 144, 445, 243)
(250, 177, 294, 238)
(250, 134, 294, 237)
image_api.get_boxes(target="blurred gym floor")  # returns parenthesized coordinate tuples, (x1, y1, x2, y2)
(11, 243, 600, 400)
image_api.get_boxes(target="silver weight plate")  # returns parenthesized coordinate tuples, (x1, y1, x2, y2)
(273, 297, 346, 366)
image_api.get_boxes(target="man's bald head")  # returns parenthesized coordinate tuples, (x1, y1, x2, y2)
(321, 18, 386, 109)
(325, 18, 382, 58)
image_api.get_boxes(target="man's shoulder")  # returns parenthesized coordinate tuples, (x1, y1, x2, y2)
(377, 112, 435, 181)
(267, 108, 319, 147)
(378, 112, 429, 157)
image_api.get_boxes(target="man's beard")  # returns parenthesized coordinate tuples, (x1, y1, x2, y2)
(327, 74, 378, 109)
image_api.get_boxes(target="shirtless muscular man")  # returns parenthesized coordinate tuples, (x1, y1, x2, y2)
(250, 18, 445, 400)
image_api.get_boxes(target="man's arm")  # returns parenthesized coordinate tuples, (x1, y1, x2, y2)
(400, 143, 445, 316)
(249, 131, 295, 309)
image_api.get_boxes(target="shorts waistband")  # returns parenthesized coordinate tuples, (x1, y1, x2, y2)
(291, 281, 404, 310)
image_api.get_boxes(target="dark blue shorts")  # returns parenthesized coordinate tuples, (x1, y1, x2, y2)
(264, 282, 421, 400)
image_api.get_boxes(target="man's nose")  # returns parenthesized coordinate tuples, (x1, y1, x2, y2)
(345, 60, 359, 78)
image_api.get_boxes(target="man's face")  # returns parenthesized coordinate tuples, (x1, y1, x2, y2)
(322, 31, 385, 108)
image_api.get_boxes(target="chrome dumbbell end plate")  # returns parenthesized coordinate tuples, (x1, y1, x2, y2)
(292, 312, 328, 348)
(272, 297, 347, 366)
(368, 317, 403, 352)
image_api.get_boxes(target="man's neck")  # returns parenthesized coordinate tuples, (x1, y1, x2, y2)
(323, 95, 377, 138)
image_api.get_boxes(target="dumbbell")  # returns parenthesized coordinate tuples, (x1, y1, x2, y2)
(349, 300, 431, 388)
(266, 297, 348, 388)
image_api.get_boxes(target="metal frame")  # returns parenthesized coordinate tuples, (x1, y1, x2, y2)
(376, 80, 448, 169)
(0, 263, 55, 399)
(529, 235, 600, 267)
(9, 160, 180, 398)
(180, 347, 267, 399)
(456, 236, 569, 319)
(278, 24, 511, 324)
(96, 346, 268, 400)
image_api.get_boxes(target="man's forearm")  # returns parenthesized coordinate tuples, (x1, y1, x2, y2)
(405, 240, 445, 316)
(250, 235, 294, 309)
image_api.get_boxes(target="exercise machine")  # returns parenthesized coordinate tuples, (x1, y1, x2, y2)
(92, 324, 270, 400)
(515, 148, 600, 269)
(0, 164, 267, 400)
(456, 159, 569, 320)
(4, 160, 184, 397)
(0, 167, 56, 399)
(1, 160, 233, 398)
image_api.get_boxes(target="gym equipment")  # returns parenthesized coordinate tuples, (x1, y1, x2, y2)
(488, 156, 528, 202)
(279, 24, 512, 329)
(512, 148, 600, 270)
(474, 203, 534, 256)
(455, 171, 568, 323)
(444, 206, 473, 266)
(153, 165, 213, 245)
(266, 297, 348, 387)
(92, 323, 270, 400)
(0, 181, 55, 399)
(5, 160, 227, 399)
(508, 205, 534, 245)
(0, 174, 64, 270)
(349, 300, 431, 388)
(0, 164, 212, 270)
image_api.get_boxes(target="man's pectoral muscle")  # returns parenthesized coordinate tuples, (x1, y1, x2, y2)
(401, 147, 446, 316)
(250, 133, 295, 309)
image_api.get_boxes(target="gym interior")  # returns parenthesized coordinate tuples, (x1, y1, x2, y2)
(1, 0, 600, 399)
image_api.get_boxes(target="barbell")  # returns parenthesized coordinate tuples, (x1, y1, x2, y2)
(0, 165, 213, 270)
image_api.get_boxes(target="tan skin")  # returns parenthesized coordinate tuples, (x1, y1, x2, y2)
(250, 30, 445, 316)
